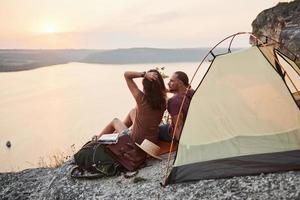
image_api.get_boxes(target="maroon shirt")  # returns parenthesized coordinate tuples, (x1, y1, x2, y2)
(167, 89, 194, 139)
(168, 89, 194, 120)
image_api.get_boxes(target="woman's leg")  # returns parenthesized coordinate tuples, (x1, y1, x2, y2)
(123, 108, 136, 128)
(98, 118, 127, 137)
(129, 108, 136, 123)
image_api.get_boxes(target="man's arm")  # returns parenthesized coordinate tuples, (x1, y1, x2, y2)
(171, 113, 184, 141)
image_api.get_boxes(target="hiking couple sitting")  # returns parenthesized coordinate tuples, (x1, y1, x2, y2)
(95, 69, 194, 158)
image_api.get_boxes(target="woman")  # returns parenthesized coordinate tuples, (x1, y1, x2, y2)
(96, 69, 167, 144)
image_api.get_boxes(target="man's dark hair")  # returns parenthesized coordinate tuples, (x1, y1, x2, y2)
(175, 71, 189, 87)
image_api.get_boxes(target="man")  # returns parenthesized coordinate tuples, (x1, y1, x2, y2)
(159, 71, 194, 142)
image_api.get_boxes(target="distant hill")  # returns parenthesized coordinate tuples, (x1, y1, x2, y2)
(82, 48, 209, 64)
(0, 49, 97, 72)
(0, 48, 236, 72)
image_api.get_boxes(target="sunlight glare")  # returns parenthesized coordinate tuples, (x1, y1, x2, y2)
(44, 24, 57, 33)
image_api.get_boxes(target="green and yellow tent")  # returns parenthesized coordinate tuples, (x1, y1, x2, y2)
(165, 33, 300, 184)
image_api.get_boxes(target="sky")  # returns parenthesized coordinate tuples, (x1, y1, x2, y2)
(0, 0, 289, 49)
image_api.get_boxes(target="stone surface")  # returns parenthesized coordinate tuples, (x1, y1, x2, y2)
(1, 157, 300, 199)
(251, 0, 300, 63)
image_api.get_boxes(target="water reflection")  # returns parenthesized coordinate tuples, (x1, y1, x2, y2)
(0, 62, 208, 172)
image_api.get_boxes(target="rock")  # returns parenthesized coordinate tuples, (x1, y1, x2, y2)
(6, 141, 11, 148)
(251, 0, 300, 64)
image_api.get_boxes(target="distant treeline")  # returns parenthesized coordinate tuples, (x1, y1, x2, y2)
(0, 48, 239, 72)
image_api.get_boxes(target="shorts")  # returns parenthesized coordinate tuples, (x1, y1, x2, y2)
(158, 124, 172, 142)
(121, 128, 132, 136)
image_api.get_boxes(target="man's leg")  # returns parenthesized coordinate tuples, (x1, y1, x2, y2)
(158, 124, 172, 142)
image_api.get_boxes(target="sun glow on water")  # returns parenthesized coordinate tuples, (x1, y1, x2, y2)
(43, 23, 58, 33)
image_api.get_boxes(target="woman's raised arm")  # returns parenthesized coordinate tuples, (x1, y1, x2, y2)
(124, 71, 158, 99)
(124, 71, 145, 99)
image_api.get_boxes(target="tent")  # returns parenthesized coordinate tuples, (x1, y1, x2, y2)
(165, 33, 300, 185)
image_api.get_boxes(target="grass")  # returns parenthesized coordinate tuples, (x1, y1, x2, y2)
(37, 144, 76, 168)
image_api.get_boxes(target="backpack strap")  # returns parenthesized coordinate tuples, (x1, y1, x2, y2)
(92, 143, 121, 176)
(94, 162, 121, 176)
(70, 166, 106, 179)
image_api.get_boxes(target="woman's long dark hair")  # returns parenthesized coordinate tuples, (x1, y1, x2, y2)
(142, 69, 167, 110)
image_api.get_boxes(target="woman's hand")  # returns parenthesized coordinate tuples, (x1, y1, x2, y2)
(145, 71, 158, 81)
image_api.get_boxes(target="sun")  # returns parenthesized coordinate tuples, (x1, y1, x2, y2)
(43, 24, 57, 33)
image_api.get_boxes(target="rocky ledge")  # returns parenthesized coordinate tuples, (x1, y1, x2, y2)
(1, 156, 300, 200)
(251, 0, 300, 63)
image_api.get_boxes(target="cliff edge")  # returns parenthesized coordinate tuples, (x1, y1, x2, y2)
(251, 0, 300, 62)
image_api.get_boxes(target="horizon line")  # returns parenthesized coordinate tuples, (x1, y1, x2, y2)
(0, 46, 247, 51)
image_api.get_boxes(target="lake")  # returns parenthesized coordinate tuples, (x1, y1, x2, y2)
(0, 62, 209, 172)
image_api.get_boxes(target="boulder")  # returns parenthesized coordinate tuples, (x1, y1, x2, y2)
(251, 0, 300, 64)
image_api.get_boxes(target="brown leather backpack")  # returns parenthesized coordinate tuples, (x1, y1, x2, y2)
(105, 135, 147, 171)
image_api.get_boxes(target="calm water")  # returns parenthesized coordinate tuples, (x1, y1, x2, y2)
(0, 62, 209, 172)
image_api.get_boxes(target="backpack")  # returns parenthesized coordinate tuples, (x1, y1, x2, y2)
(71, 140, 122, 179)
(105, 135, 147, 171)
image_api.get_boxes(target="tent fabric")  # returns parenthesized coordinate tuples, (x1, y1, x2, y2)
(275, 50, 300, 93)
(258, 45, 277, 68)
(167, 150, 300, 184)
(166, 46, 300, 184)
